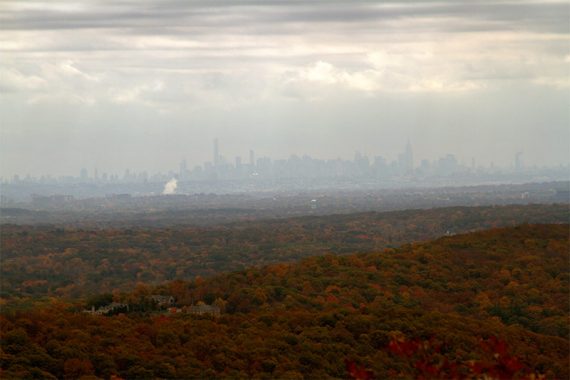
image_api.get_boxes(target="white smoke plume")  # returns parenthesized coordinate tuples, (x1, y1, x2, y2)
(162, 178, 178, 195)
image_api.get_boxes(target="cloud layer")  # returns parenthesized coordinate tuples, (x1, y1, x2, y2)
(1, 1, 568, 176)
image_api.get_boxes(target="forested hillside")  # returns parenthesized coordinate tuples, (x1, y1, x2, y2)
(1, 224, 568, 379)
(1, 204, 567, 299)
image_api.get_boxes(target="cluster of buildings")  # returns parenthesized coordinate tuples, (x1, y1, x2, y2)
(3, 140, 567, 192)
(165, 304, 221, 317)
(83, 295, 221, 317)
(177, 139, 416, 182)
(177, 139, 521, 182)
(84, 302, 129, 316)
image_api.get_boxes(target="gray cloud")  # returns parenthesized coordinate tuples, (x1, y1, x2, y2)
(1, 1, 567, 34)
(0, 0, 568, 177)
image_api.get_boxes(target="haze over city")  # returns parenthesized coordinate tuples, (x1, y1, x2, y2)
(1, 0, 569, 178)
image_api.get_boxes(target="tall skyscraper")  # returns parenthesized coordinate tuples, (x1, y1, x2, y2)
(213, 138, 220, 166)
(179, 159, 187, 179)
(249, 149, 255, 167)
(398, 140, 414, 175)
(515, 152, 523, 171)
(405, 139, 414, 174)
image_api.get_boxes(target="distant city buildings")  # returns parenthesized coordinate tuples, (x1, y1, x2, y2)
(515, 152, 524, 172)
(398, 140, 414, 176)
(181, 138, 426, 182)
(2, 139, 568, 188)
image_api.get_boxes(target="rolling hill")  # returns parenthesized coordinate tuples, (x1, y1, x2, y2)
(1, 224, 568, 379)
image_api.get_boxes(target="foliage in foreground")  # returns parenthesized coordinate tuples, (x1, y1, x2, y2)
(1, 224, 568, 379)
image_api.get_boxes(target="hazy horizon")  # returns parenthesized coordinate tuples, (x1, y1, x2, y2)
(2, 136, 569, 180)
(1, 0, 569, 178)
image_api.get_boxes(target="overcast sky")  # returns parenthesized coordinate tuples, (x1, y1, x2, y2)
(1, 0, 568, 177)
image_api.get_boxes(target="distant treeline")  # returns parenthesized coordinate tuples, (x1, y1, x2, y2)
(1, 204, 568, 300)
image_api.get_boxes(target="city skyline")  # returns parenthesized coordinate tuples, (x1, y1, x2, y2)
(4, 138, 567, 184)
(2, 129, 568, 179)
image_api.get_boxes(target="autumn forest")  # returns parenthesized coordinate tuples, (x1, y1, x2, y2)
(1, 204, 569, 379)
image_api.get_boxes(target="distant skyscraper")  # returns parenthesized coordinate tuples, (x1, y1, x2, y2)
(515, 152, 523, 171)
(213, 138, 220, 166)
(438, 154, 458, 175)
(179, 159, 187, 179)
(420, 159, 431, 173)
(405, 139, 413, 174)
(80, 168, 88, 181)
(249, 149, 255, 167)
(398, 140, 414, 175)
